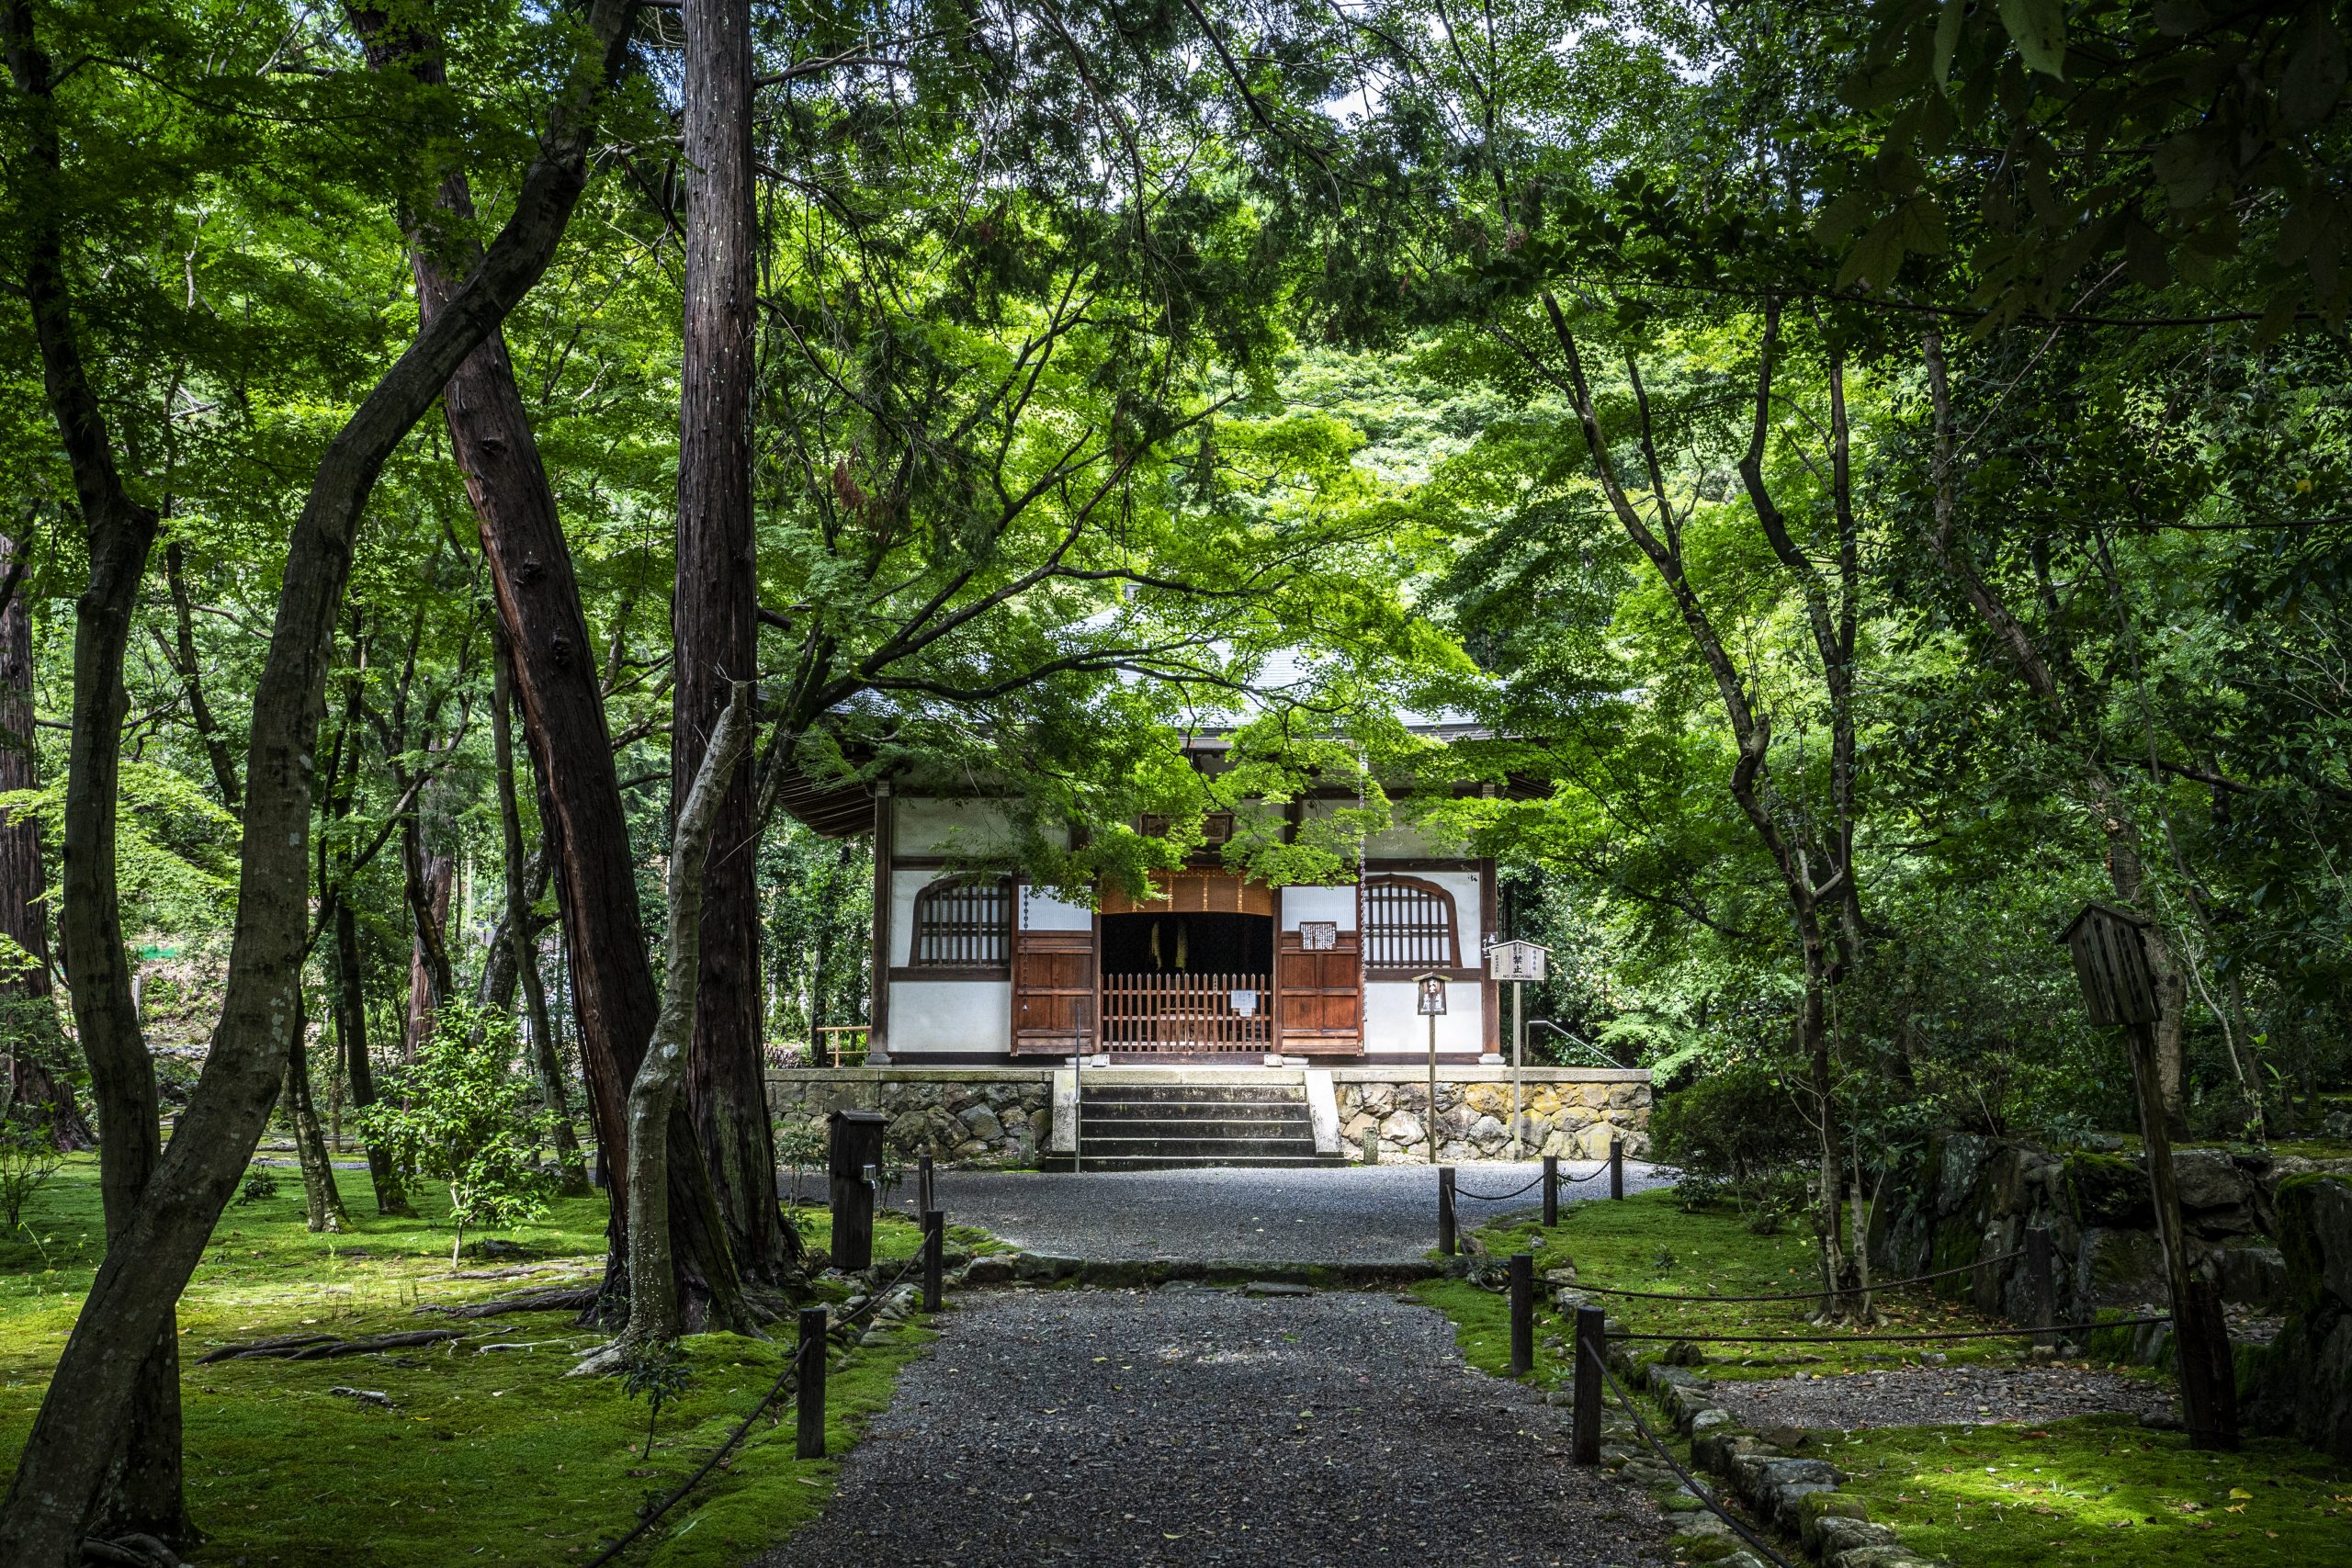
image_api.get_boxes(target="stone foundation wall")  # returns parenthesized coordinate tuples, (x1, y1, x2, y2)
(1334, 1069, 1651, 1164)
(767, 1069, 1053, 1168)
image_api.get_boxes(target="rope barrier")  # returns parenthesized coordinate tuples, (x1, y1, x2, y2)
(1586, 1340, 1801, 1568)
(1604, 1314, 2170, 1347)
(582, 1247, 930, 1567)
(1567, 1249, 2029, 1304)
(1454, 1161, 1612, 1201)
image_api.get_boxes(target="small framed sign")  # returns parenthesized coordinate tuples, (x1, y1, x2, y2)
(1487, 939, 1550, 983)
(1229, 988, 1260, 1018)
(1300, 920, 1338, 952)
(1416, 974, 1448, 1016)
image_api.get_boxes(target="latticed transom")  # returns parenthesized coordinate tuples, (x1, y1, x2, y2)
(910, 875, 1012, 967)
(1363, 876, 1459, 970)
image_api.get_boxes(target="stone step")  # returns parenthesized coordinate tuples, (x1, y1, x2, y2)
(1077, 1133, 1318, 1157)
(1074, 1115, 1314, 1141)
(1079, 1084, 1308, 1105)
(1039, 1153, 1343, 1171)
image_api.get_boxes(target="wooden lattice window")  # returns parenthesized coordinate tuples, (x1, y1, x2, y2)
(1363, 875, 1461, 971)
(910, 875, 1012, 969)
(1137, 811, 1236, 846)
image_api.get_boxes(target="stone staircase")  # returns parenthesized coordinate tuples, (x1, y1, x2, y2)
(1043, 1080, 1341, 1170)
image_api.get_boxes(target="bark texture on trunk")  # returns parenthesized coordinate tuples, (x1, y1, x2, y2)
(0, 4, 639, 1555)
(285, 1000, 346, 1233)
(401, 850, 455, 1060)
(325, 627, 412, 1216)
(493, 633, 588, 1193)
(678, 0, 791, 1286)
(608, 686, 753, 1355)
(344, 0, 758, 1323)
(4, 0, 190, 1539)
(0, 534, 91, 1148)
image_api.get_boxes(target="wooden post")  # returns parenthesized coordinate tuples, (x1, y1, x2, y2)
(2058, 905, 2224, 1450)
(1438, 1166, 1457, 1257)
(1510, 976, 1523, 1160)
(1609, 1136, 1623, 1200)
(2185, 1276, 2241, 1450)
(2026, 1225, 2054, 1348)
(796, 1306, 827, 1459)
(917, 1151, 934, 1221)
(828, 1109, 884, 1271)
(922, 1208, 944, 1314)
(1543, 1154, 1559, 1227)
(1426, 1008, 1440, 1165)
(1571, 1305, 1605, 1465)
(1509, 1252, 1534, 1377)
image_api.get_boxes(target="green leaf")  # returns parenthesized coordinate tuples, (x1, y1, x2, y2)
(1932, 0, 1966, 86)
(1996, 0, 2067, 78)
(2278, 11, 2346, 130)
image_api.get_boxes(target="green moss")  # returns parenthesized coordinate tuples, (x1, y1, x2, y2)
(0, 1156, 945, 1565)
(1410, 1278, 1564, 1387)
(1455, 1190, 2034, 1382)
(1830, 1413, 2352, 1568)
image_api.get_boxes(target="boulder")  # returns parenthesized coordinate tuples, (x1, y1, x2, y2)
(1468, 1114, 1508, 1151)
(958, 1103, 1005, 1143)
(1381, 1111, 1426, 1147)
(2076, 1226, 2168, 1308)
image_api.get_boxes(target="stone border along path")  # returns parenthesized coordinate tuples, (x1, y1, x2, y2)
(757, 1284, 1680, 1568)
(893, 1160, 1673, 1265)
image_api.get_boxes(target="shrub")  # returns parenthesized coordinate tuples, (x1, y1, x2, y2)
(357, 1006, 554, 1263)
(0, 1109, 65, 1231)
(1651, 1061, 1816, 1231)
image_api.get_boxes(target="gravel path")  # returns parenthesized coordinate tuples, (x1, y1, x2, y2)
(903, 1162, 1671, 1264)
(760, 1287, 1674, 1568)
(1702, 1361, 2177, 1431)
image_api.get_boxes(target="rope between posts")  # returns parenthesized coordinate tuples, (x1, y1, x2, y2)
(1569, 1250, 2029, 1303)
(1604, 1314, 2171, 1346)
(582, 1247, 930, 1567)
(1453, 1161, 1612, 1201)
(1585, 1339, 1801, 1568)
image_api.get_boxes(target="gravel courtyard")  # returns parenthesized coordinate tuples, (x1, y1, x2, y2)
(1702, 1359, 2177, 1431)
(897, 1160, 1672, 1264)
(758, 1287, 1676, 1568)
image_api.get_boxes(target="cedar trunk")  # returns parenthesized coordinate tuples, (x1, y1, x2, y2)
(0, 533, 91, 1147)
(345, 0, 758, 1323)
(678, 0, 791, 1285)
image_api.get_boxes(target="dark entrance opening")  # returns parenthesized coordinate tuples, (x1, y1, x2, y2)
(1098, 912, 1275, 1054)
(1100, 912, 1272, 976)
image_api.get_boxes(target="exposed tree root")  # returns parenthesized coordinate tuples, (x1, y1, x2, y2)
(193, 1329, 464, 1364)
(429, 1285, 602, 1319)
(80, 1533, 185, 1566)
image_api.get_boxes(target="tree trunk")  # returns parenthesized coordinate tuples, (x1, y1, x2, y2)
(284, 998, 346, 1234)
(0, 4, 639, 1554)
(0, 532, 92, 1149)
(325, 626, 412, 1216)
(401, 849, 455, 1061)
(678, 0, 790, 1286)
(3, 0, 190, 1535)
(345, 0, 763, 1324)
(607, 685, 752, 1357)
(494, 632, 588, 1195)
(1918, 331, 2188, 1129)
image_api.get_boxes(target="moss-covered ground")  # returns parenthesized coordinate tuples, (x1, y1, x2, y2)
(1448, 1189, 2052, 1384)
(1830, 1414, 2352, 1567)
(0, 1156, 961, 1565)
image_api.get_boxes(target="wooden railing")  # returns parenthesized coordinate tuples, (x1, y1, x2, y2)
(1100, 972, 1272, 1053)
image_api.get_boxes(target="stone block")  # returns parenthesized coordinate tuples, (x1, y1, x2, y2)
(2077, 1226, 2167, 1307)
(2174, 1148, 2251, 1213)
(1381, 1111, 1426, 1147)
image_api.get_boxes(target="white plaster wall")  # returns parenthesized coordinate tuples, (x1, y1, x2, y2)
(1018, 885, 1092, 931)
(887, 868, 936, 967)
(1362, 981, 1485, 1055)
(893, 795, 1046, 857)
(1414, 869, 1487, 945)
(1279, 885, 1357, 931)
(888, 980, 1012, 1054)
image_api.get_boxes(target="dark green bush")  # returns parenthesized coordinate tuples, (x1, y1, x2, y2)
(1651, 1062, 1815, 1232)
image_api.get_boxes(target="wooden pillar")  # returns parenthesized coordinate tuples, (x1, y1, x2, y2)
(866, 784, 892, 1060)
